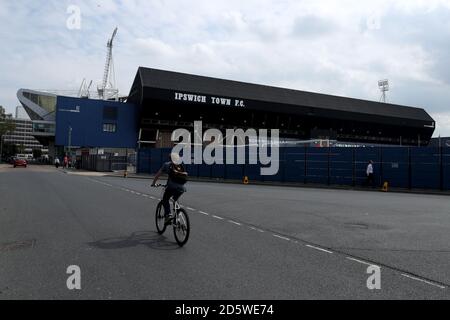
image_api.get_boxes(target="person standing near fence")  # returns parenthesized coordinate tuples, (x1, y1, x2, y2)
(366, 160, 374, 187)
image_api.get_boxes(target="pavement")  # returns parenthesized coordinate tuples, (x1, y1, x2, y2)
(0, 165, 449, 299)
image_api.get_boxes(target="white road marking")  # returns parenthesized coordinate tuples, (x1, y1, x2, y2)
(306, 245, 333, 254)
(250, 226, 265, 233)
(401, 274, 446, 289)
(82, 178, 449, 289)
(273, 234, 290, 241)
(346, 257, 377, 267)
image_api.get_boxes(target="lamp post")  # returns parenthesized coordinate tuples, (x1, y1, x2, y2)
(68, 126, 72, 168)
(378, 79, 389, 103)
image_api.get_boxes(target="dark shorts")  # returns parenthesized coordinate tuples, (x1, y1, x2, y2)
(162, 186, 185, 215)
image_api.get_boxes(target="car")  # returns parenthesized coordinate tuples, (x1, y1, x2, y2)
(13, 158, 27, 168)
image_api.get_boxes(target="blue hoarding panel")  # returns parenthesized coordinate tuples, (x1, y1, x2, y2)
(184, 164, 199, 178)
(198, 164, 212, 178)
(411, 147, 440, 189)
(284, 148, 305, 183)
(330, 148, 353, 185)
(150, 149, 163, 174)
(244, 164, 261, 181)
(443, 148, 450, 190)
(137, 149, 150, 174)
(306, 148, 328, 184)
(382, 147, 409, 188)
(136, 146, 446, 191)
(226, 164, 244, 180)
(243, 147, 261, 181)
(211, 164, 226, 178)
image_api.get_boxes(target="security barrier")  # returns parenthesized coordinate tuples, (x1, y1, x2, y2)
(137, 147, 450, 191)
(81, 154, 130, 172)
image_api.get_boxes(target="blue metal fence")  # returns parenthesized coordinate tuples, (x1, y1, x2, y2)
(444, 148, 450, 190)
(410, 148, 441, 190)
(137, 147, 450, 191)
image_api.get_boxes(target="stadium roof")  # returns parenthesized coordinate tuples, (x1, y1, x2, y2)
(128, 67, 435, 128)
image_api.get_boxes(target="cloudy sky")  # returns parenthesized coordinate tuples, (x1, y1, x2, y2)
(1, 0, 450, 136)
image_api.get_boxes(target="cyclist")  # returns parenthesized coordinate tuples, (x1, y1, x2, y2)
(151, 153, 188, 224)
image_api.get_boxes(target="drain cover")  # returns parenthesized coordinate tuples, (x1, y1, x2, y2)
(0, 239, 36, 252)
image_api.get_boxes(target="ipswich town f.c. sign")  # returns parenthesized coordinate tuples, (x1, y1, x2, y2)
(174, 92, 246, 108)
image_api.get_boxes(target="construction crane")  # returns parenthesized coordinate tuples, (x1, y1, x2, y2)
(98, 27, 118, 100)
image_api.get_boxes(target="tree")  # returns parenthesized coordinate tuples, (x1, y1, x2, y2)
(1, 143, 18, 158)
(0, 106, 16, 137)
(0, 120, 15, 137)
(1, 107, 16, 161)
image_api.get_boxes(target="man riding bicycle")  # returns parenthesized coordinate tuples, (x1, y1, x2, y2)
(151, 153, 188, 225)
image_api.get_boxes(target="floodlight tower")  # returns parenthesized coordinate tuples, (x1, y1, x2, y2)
(378, 79, 389, 103)
(98, 27, 118, 100)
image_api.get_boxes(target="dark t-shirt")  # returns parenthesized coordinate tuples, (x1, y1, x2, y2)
(161, 162, 186, 192)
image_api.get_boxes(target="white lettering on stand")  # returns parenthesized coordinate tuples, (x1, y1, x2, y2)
(174, 92, 245, 108)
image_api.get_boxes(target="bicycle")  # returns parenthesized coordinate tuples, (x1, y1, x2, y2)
(153, 184, 190, 247)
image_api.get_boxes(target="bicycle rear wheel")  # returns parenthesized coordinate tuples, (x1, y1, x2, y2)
(173, 208, 190, 247)
(155, 201, 166, 234)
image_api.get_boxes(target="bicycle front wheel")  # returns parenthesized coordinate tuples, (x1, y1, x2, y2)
(155, 201, 166, 234)
(173, 208, 190, 247)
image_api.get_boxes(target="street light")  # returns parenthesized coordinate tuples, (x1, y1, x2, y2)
(378, 79, 389, 103)
(67, 126, 72, 168)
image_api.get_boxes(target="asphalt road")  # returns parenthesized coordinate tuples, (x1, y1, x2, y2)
(0, 165, 449, 299)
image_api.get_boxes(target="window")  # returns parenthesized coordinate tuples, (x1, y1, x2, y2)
(103, 106, 118, 120)
(103, 123, 117, 133)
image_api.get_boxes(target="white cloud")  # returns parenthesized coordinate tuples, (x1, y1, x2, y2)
(1, 0, 450, 137)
